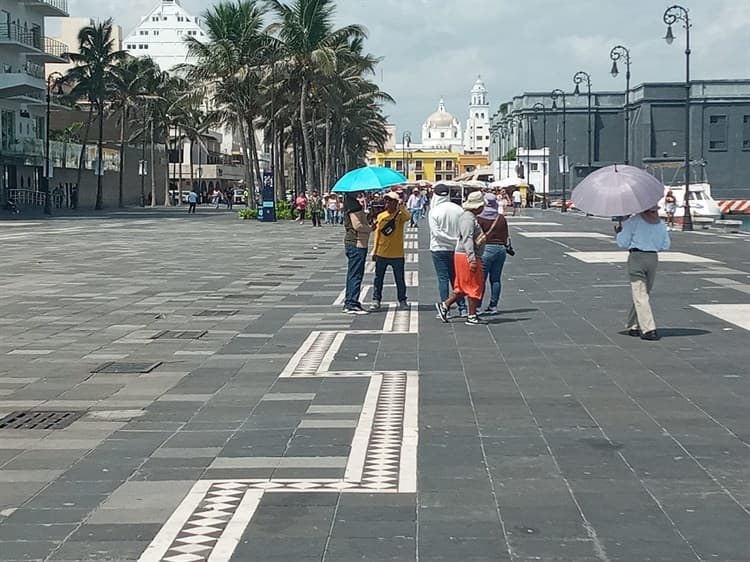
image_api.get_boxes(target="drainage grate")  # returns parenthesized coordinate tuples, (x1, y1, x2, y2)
(194, 309, 239, 317)
(151, 330, 207, 340)
(0, 410, 84, 430)
(91, 361, 162, 374)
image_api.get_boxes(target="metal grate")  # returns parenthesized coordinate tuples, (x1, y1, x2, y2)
(0, 410, 84, 430)
(193, 309, 239, 317)
(151, 330, 207, 340)
(91, 361, 162, 374)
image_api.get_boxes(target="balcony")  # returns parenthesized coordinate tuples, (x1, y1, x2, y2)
(0, 25, 68, 63)
(22, 0, 69, 17)
(27, 37, 69, 63)
(0, 63, 45, 96)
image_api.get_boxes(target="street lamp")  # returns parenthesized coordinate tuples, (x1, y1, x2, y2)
(402, 131, 411, 180)
(44, 72, 64, 215)
(573, 70, 593, 169)
(501, 120, 511, 179)
(551, 88, 567, 212)
(610, 45, 632, 164)
(533, 102, 547, 207)
(663, 4, 693, 231)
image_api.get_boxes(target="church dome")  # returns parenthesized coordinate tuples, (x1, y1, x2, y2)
(425, 98, 456, 128)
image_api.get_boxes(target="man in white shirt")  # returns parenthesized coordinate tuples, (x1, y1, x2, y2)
(615, 207, 671, 341)
(429, 183, 467, 317)
(512, 189, 523, 216)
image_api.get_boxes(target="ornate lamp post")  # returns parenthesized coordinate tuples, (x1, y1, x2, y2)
(44, 72, 64, 215)
(501, 121, 511, 178)
(401, 131, 411, 180)
(533, 102, 547, 207)
(551, 89, 567, 212)
(663, 4, 693, 231)
(573, 70, 593, 169)
(610, 45, 632, 165)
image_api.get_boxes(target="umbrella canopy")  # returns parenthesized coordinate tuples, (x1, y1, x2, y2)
(571, 164, 665, 217)
(493, 177, 523, 189)
(332, 166, 407, 193)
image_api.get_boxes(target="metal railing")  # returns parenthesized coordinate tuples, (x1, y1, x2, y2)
(8, 188, 47, 207)
(0, 23, 39, 49)
(25, 0, 68, 13)
(44, 36, 68, 58)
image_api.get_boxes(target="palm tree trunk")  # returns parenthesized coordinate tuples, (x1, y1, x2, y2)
(149, 119, 156, 207)
(189, 139, 194, 191)
(177, 129, 183, 206)
(95, 101, 104, 210)
(75, 105, 93, 199)
(299, 78, 314, 192)
(324, 111, 331, 192)
(247, 120, 263, 191)
(236, 116, 254, 208)
(117, 108, 126, 208)
(312, 107, 323, 190)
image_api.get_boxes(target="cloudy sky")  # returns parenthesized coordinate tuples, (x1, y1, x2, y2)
(67, 0, 750, 138)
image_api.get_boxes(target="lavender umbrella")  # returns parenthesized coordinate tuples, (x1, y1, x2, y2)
(571, 164, 665, 216)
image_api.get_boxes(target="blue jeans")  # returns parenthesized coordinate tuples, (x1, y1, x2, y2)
(431, 251, 466, 312)
(482, 244, 507, 308)
(372, 257, 407, 303)
(344, 245, 367, 308)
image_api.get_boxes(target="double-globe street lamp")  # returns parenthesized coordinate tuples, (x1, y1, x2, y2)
(551, 88, 567, 212)
(532, 102, 547, 207)
(401, 131, 411, 180)
(44, 72, 64, 215)
(573, 70, 593, 170)
(663, 4, 693, 231)
(610, 45, 632, 165)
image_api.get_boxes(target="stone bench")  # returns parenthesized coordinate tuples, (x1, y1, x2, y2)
(714, 219, 743, 233)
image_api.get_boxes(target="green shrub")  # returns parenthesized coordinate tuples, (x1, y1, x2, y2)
(238, 208, 257, 219)
(275, 199, 293, 220)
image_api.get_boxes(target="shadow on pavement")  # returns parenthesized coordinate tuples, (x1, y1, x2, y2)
(657, 327, 712, 337)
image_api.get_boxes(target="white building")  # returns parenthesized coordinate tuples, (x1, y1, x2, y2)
(122, 0, 204, 73)
(464, 76, 490, 154)
(1, 0, 69, 202)
(421, 98, 462, 150)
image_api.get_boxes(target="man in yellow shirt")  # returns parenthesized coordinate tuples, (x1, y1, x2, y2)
(370, 191, 411, 310)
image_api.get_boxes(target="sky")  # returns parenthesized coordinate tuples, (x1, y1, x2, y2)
(65, 0, 750, 139)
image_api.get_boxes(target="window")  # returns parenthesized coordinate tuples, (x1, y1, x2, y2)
(415, 174, 423, 181)
(384, 160, 392, 168)
(440, 132, 445, 139)
(481, 112, 485, 118)
(530, 163, 539, 171)
(177, 16, 184, 22)
(177, 30, 183, 35)
(435, 174, 442, 181)
(139, 30, 148, 35)
(152, 16, 159, 21)
(446, 174, 453, 181)
(414, 160, 423, 171)
(743, 116, 750, 150)
(445, 161, 453, 170)
(153, 30, 159, 36)
(395, 160, 403, 170)
(435, 161, 442, 171)
(709, 115, 727, 151)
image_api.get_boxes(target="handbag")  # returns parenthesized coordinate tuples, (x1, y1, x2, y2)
(474, 214, 500, 246)
(505, 236, 516, 256)
(380, 215, 397, 236)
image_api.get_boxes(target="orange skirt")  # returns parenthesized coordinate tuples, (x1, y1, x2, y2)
(453, 253, 484, 300)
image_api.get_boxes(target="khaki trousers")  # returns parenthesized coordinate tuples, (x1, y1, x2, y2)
(626, 251, 658, 333)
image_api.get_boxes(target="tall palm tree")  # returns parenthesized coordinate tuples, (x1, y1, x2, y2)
(65, 19, 127, 209)
(268, 0, 365, 191)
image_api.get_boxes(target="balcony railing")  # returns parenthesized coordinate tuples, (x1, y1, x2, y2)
(0, 61, 45, 79)
(23, 0, 69, 15)
(0, 23, 40, 49)
(44, 36, 68, 58)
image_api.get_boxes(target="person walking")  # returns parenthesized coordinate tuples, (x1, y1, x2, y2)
(497, 188, 511, 215)
(428, 183, 467, 318)
(436, 191, 487, 325)
(295, 193, 308, 223)
(187, 190, 198, 214)
(212, 188, 221, 209)
(476, 193, 509, 315)
(326, 195, 339, 225)
(309, 191, 323, 227)
(407, 189, 423, 228)
(664, 190, 677, 230)
(370, 191, 411, 311)
(342, 193, 374, 314)
(226, 189, 234, 210)
(615, 207, 671, 341)
(511, 188, 522, 216)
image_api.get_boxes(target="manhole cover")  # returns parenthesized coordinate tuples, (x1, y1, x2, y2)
(0, 410, 84, 430)
(91, 361, 162, 374)
(151, 330, 207, 340)
(194, 309, 239, 317)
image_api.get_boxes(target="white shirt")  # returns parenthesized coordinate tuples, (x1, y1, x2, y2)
(512, 190, 522, 204)
(429, 195, 463, 252)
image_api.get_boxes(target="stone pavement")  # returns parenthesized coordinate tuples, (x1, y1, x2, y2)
(0, 206, 749, 562)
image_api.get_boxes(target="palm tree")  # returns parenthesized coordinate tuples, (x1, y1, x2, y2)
(65, 19, 127, 209)
(268, 0, 365, 192)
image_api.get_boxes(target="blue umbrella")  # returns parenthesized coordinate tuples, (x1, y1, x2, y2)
(331, 166, 407, 193)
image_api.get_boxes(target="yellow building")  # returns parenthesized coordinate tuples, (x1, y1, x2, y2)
(370, 150, 461, 182)
(457, 153, 489, 177)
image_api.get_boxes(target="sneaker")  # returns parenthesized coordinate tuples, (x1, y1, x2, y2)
(435, 302, 448, 323)
(343, 306, 368, 315)
(368, 301, 381, 312)
(459, 309, 469, 318)
(352, 303, 367, 313)
(465, 314, 488, 326)
(397, 300, 409, 310)
(483, 306, 498, 316)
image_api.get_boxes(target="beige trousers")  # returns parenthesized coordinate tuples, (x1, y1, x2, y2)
(626, 251, 658, 333)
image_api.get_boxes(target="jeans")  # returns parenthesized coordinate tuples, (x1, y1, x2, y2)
(345, 245, 367, 308)
(311, 212, 322, 226)
(372, 257, 407, 303)
(481, 244, 507, 308)
(431, 251, 466, 312)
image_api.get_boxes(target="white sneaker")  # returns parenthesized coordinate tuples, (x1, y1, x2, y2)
(483, 307, 498, 315)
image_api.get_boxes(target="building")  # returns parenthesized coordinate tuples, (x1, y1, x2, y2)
(457, 153, 489, 178)
(122, 0, 204, 73)
(421, 98, 462, 150)
(1, 0, 69, 204)
(45, 17, 122, 79)
(464, 76, 490, 154)
(490, 80, 750, 200)
(370, 149, 460, 183)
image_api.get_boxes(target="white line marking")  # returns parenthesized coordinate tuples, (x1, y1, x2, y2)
(399, 374, 419, 493)
(317, 332, 346, 374)
(383, 304, 396, 332)
(345, 375, 383, 483)
(207, 489, 263, 562)
(137, 480, 213, 562)
(279, 331, 320, 377)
